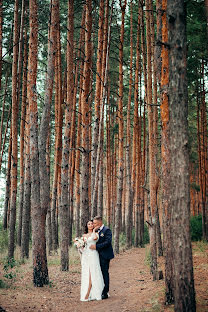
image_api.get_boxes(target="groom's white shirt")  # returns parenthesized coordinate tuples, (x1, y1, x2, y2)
(98, 224, 104, 233)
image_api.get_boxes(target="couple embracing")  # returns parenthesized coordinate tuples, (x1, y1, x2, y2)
(80, 216, 114, 301)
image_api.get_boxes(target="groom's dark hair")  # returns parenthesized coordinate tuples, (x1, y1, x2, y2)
(93, 216, 102, 221)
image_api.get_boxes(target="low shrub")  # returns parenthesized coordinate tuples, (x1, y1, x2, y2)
(0, 279, 8, 289)
(0, 223, 8, 252)
(190, 214, 202, 241)
(131, 223, 149, 247)
(144, 223, 150, 245)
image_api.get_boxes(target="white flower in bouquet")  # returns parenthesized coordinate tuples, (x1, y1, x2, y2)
(73, 236, 86, 254)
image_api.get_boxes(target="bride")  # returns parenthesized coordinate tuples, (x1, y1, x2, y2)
(80, 220, 104, 301)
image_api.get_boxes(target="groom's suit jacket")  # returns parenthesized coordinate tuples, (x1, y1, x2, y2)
(96, 226, 114, 260)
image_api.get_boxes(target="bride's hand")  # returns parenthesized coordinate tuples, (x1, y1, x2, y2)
(89, 245, 96, 250)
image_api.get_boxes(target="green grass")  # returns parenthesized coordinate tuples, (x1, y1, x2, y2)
(0, 227, 8, 253)
(193, 240, 208, 253)
(47, 257, 61, 266)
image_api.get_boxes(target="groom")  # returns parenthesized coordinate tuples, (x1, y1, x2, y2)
(90, 216, 114, 299)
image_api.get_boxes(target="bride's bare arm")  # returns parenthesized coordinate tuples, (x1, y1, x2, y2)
(92, 229, 99, 240)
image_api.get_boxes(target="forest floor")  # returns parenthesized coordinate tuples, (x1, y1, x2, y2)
(0, 242, 208, 312)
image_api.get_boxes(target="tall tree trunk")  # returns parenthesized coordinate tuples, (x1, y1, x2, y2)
(167, 0, 196, 310)
(46, 132, 52, 254)
(132, 1, 141, 246)
(150, 0, 163, 257)
(17, 4, 27, 246)
(74, 7, 85, 237)
(8, 0, 19, 259)
(139, 1, 147, 247)
(155, 0, 162, 85)
(125, 0, 133, 248)
(21, 101, 31, 259)
(97, 157, 104, 217)
(60, 0, 74, 270)
(80, 0, 92, 232)
(200, 60, 208, 241)
(51, 21, 63, 252)
(106, 86, 111, 226)
(3, 133, 12, 230)
(91, 0, 104, 217)
(137, 114, 143, 247)
(112, 130, 118, 232)
(97, 0, 111, 219)
(69, 112, 76, 245)
(0, 107, 11, 173)
(28, 0, 49, 286)
(0, 0, 3, 91)
(92, 0, 113, 220)
(0, 73, 9, 165)
(145, 0, 158, 280)
(114, 0, 126, 254)
(160, 0, 174, 304)
(39, 0, 58, 244)
(75, 63, 84, 237)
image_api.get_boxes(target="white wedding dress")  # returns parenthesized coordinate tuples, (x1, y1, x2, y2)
(80, 233, 104, 301)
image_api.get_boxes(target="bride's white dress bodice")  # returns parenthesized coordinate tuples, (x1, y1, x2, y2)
(80, 234, 104, 301)
(84, 234, 97, 250)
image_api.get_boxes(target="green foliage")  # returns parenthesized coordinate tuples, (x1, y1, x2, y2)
(0, 223, 8, 252)
(1, 257, 18, 287)
(119, 232, 126, 248)
(48, 280, 55, 288)
(190, 214, 202, 241)
(144, 223, 150, 245)
(0, 279, 8, 289)
(131, 223, 150, 246)
(186, 0, 207, 83)
(187, 0, 208, 175)
(3, 257, 17, 271)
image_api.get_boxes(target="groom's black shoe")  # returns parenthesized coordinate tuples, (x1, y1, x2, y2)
(102, 294, 108, 300)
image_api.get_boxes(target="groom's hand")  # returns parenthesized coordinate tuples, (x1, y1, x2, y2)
(94, 225, 100, 232)
(89, 245, 96, 250)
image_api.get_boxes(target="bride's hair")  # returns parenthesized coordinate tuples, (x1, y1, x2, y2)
(84, 219, 93, 234)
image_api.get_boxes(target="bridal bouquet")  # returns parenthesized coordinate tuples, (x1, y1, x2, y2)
(74, 236, 86, 254)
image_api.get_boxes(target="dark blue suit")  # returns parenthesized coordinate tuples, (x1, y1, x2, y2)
(96, 226, 114, 296)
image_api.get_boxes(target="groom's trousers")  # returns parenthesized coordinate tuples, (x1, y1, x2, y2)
(99, 257, 110, 295)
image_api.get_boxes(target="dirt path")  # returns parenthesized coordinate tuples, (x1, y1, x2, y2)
(0, 244, 208, 312)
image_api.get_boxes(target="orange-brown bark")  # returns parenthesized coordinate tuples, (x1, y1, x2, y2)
(160, 0, 174, 303)
(114, 0, 126, 254)
(80, 0, 92, 230)
(8, 0, 19, 259)
(91, 0, 105, 216)
(132, 2, 141, 229)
